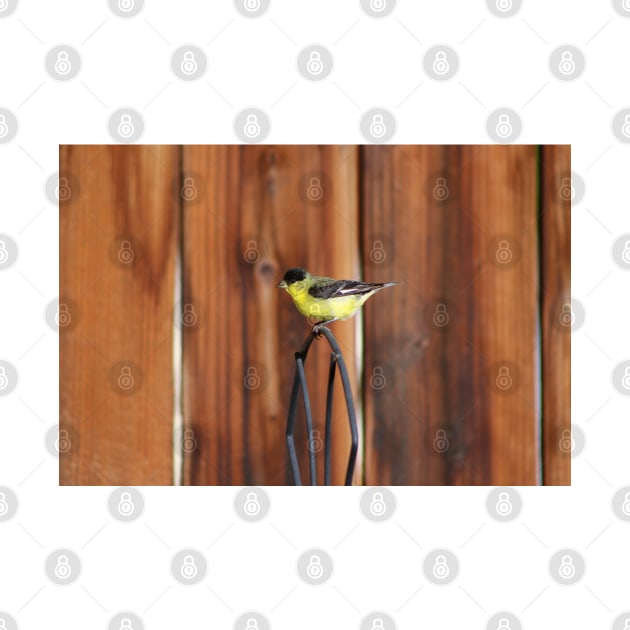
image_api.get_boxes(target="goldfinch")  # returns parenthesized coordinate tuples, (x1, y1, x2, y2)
(278, 268, 399, 324)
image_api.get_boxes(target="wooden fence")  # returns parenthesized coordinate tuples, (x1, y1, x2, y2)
(60, 144, 570, 486)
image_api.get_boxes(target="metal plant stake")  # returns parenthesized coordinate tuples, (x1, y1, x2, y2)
(286, 325, 358, 486)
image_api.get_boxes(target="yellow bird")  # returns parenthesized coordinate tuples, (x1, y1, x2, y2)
(277, 268, 399, 324)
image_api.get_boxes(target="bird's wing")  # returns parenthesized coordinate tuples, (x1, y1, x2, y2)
(308, 278, 388, 299)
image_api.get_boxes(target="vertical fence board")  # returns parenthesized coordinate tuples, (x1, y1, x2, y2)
(540, 145, 571, 485)
(60, 145, 179, 485)
(362, 145, 539, 485)
(182, 145, 360, 485)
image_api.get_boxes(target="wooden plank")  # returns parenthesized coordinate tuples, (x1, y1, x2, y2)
(540, 145, 571, 485)
(182, 145, 360, 485)
(362, 145, 539, 485)
(60, 145, 179, 485)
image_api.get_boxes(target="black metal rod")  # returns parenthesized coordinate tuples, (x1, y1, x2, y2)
(336, 348, 359, 486)
(296, 356, 316, 485)
(285, 357, 302, 485)
(324, 353, 337, 486)
(285, 325, 358, 486)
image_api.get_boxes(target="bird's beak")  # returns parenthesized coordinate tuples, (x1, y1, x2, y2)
(277, 280, 287, 289)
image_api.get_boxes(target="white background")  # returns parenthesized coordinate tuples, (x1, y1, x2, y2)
(0, 0, 629, 628)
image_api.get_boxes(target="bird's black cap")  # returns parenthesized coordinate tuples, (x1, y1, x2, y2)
(282, 268, 308, 285)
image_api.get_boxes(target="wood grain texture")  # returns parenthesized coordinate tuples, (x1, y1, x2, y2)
(540, 145, 571, 485)
(60, 145, 179, 485)
(182, 145, 360, 485)
(362, 145, 539, 485)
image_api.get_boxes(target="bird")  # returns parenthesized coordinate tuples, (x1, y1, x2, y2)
(277, 267, 399, 325)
